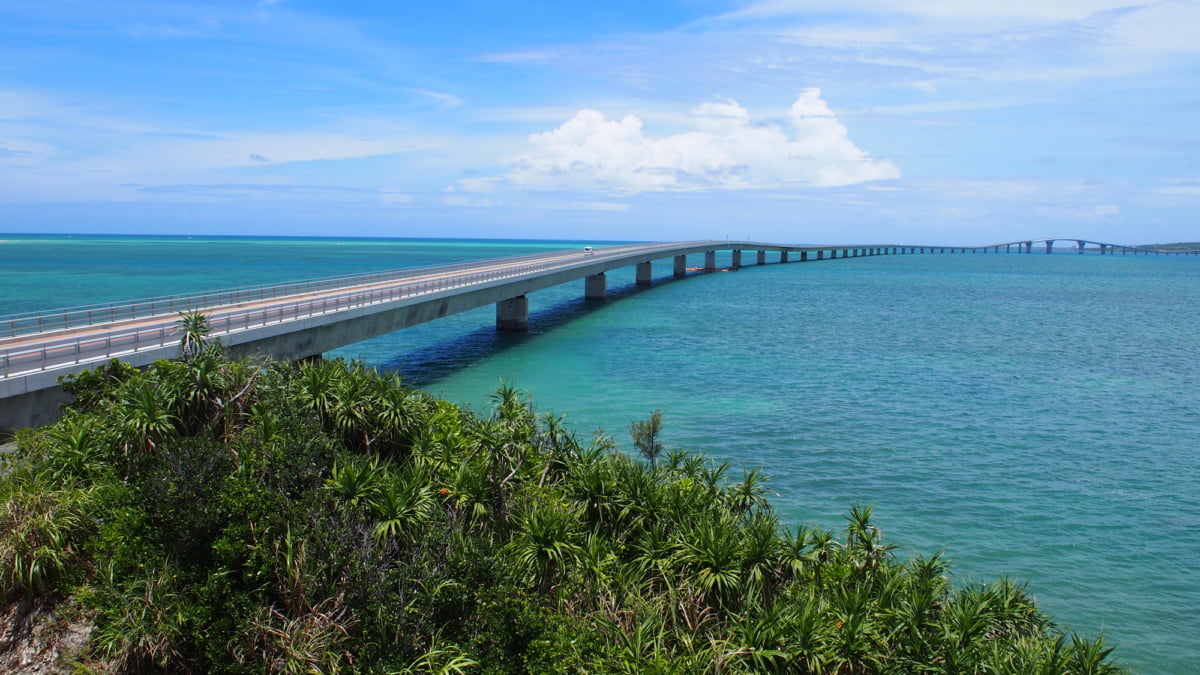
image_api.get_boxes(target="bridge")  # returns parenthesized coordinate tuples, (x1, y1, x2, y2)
(2, 237, 1197, 433)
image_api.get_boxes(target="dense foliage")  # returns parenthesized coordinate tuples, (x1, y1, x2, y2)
(0, 332, 1125, 672)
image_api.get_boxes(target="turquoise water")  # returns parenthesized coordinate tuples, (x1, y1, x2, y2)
(3, 234, 1198, 672)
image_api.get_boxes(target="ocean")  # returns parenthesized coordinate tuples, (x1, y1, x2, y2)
(3, 234, 1197, 673)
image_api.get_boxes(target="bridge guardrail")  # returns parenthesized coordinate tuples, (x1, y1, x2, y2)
(0, 247, 610, 340)
(0, 245, 655, 379)
(6, 238, 1197, 380)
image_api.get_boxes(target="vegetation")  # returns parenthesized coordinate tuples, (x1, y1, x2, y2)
(1136, 242, 1200, 251)
(0, 321, 1126, 672)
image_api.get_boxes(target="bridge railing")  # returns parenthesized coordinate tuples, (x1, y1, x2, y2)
(0, 247, 609, 340)
(0, 245, 654, 379)
(8, 238, 1197, 380)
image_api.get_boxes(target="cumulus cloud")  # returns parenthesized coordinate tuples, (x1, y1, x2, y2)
(507, 89, 899, 194)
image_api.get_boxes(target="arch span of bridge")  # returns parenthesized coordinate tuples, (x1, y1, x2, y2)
(2, 237, 1197, 433)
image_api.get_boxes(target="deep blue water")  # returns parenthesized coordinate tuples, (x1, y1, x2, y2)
(3, 234, 1198, 673)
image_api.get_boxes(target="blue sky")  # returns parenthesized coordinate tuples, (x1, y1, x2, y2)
(1, 0, 1198, 244)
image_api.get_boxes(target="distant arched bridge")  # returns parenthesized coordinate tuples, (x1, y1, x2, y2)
(2, 237, 1196, 432)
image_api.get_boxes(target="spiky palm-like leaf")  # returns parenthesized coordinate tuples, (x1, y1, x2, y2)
(370, 469, 436, 544)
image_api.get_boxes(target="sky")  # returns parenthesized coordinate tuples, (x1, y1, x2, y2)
(1, 0, 1198, 244)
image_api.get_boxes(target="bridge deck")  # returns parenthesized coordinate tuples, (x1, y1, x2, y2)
(3, 237, 1197, 432)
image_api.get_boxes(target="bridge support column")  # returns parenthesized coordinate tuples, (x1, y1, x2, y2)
(1100, 244, 1107, 255)
(1025, 241, 1033, 253)
(780, 251, 789, 263)
(585, 273, 606, 300)
(731, 250, 742, 269)
(1077, 240, 1086, 254)
(801, 251, 808, 262)
(674, 255, 687, 278)
(705, 250, 717, 269)
(636, 262, 653, 286)
(817, 250, 824, 260)
(1045, 240, 1054, 254)
(496, 296, 528, 332)
(757, 250, 766, 265)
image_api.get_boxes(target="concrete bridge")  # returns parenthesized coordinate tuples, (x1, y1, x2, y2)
(2, 237, 1197, 433)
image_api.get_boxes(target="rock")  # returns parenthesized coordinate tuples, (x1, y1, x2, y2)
(0, 596, 92, 674)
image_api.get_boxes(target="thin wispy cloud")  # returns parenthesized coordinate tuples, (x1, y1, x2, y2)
(0, 0, 1195, 241)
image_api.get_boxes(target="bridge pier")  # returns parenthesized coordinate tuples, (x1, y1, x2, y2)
(817, 250, 824, 260)
(801, 251, 809, 262)
(636, 262, 653, 286)
(496, 296, 528, 332)
(757, 250, 766, 265)
(780, 251, 789, 263)
(1100, 244, 1108, 255)
(731, 250, 742, 269)
(705, 250, 717, 269)
(585, 273, 606, 300)
(1077, 240, 1086, 254)
(1045, 240, 1054, 254)
(674, 255, 687, 278)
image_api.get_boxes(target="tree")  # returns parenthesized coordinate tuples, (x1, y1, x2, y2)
(177, 311, 212, 362)
(630, 410, 664, 469)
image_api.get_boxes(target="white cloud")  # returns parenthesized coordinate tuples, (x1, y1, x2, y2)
(507, 90, 898, 194)
(452, 176, 505, 193)
(1159, 183, 1200, 197)
(534, 200, 631, 212)
(1110, 1, 1200, 53)
(379, 189, 412, 205)
(718, 0, 1139, 35)
(1093, 204, 1119, 216)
